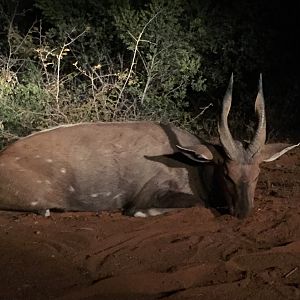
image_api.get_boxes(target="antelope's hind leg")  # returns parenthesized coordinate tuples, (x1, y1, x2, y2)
(0, 166, 69, 213)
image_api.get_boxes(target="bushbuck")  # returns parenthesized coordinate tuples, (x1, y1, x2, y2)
(0, 75, 298, 218)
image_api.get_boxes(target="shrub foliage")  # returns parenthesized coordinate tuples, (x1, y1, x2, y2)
(0, 0, 298, 146)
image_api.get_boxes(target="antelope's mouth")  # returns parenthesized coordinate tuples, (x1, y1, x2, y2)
(234, 209, 251, 219)
(231, 201, 253, 219)
(221, 195, 253, 219)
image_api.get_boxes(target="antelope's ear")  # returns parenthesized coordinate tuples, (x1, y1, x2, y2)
(176, 144, 214, 162)
(260, 143, 299, 162)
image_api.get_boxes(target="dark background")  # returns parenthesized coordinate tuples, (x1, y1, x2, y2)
(0, 0, 299, 141)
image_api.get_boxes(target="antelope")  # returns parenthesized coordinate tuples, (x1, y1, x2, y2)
(0, 75, 298, 218)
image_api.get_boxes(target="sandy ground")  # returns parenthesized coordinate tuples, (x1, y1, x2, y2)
(0, 147, 299, 300)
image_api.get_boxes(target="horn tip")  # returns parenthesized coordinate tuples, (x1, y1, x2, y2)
(227, 73, 233, 92)
(259, 73, 263, 91)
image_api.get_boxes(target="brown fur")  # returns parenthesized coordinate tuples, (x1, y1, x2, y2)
(0, 121, 297, 218)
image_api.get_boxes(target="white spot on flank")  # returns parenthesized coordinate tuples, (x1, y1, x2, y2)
(89, 191, 112, 198)
(113, 193, 123, 200)
(31, 201, 39, 206)
(46, 158, 53, 163)
(36, 180, 42, 184)
(60, 168, 66, 174)
(35, 155, 41, 158)
(69, 185, 75, 192)
(15, 157, 21, 161)
(134, 211, 147, 218)
(90, 193, 99, 198)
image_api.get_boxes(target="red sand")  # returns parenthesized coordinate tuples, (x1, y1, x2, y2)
(0, 147, 299, 300)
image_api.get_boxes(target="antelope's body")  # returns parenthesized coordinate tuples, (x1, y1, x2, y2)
(0, 122, 206, 215)
(0, 75, 298, 218)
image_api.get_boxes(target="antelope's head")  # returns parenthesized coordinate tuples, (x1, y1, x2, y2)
(178, 74, 299, 218)
(217, 74, 299, 218)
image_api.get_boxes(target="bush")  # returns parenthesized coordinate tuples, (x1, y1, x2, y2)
(1, 0, 297, 147)
(0, 0, 210, 147)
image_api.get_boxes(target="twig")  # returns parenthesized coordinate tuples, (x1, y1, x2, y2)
(191, 103, 213, 121)
(55, 28, 87, 110)
(114, 11, 161, 117)
(141, 47, 157, 105)
(283, 267, 298, 278)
